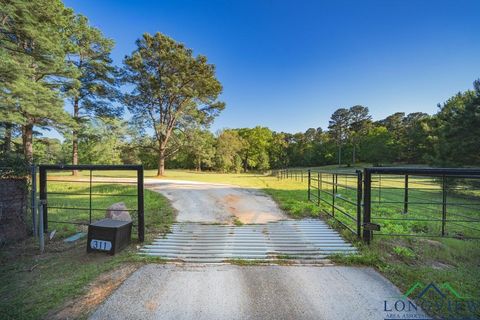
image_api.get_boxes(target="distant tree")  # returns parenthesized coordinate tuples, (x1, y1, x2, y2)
(269, 132, 289, 169)
(66, 15, 121, 174)
(215, 130, 245, 172)
(359, 126, 395, 165)
(0, 0, 76, 162)
(122, 32, 225, 176)
(33, 137, 64, 164)
(428, 80, 480, 166)
(237, 127, 273, 171)
(185, 128, 215, 171)
(328, 108, 351, 165)
(348, 105, 371, 164)
(402, 112, 429, 163)
(76, 118, 127, 165)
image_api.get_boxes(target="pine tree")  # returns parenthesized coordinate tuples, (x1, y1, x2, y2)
(66, 15, 121, 174)
(0, 0, 76, 162)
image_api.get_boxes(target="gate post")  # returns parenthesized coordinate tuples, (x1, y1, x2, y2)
(356, 170, 363, 239)
(362, 169, 372, 243)
(137, 167, 145, 242)
(317, 172, 321, 206)
(332, 174, 335, 216)
(31, 165, 37, 237)
(307, 170, 311, 201)
(39, 166, 48, 232)
(441, 174, 447, 236)
(404, 175, 409, 214)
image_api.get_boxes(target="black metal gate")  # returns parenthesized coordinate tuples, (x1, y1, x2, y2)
(38, 164, 145, 242)
(307, 169, 363, 238)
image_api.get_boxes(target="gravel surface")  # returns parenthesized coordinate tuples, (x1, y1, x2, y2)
(91, 264, 425, 320)
(149, 180, 287, 224)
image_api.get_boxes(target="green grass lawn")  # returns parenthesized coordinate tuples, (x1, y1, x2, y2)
(0, 184, 174, 320)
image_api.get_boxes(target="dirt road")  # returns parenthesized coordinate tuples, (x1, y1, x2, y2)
(149, 180, 287, 224)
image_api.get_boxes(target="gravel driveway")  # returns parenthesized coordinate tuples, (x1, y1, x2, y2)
(91, 264, 427, 320)
(148, 180, 287, 224)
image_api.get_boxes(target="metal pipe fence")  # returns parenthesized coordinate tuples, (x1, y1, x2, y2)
(275, 167, 480, 244)
(276, 168, 363, 238)
(307, 170, 363, 238)
(274, 168, 306, 182)
(362, 167, 480, 243)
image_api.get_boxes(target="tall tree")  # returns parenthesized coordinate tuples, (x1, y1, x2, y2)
(402, 112, 429, 162)
(0, 0, 76, 162)
(66, 14, 121, 175)
(328, 108, 351, 165)
(348, 105, 371, 164)
(122, 32, 225, 176)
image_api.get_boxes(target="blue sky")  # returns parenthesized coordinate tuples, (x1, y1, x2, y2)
(63, 0, 480, 133)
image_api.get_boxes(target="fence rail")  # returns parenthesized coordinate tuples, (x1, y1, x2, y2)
(275, 167, 480, 243)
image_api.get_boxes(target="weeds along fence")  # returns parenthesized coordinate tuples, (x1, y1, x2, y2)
(275, 167, 480, 243)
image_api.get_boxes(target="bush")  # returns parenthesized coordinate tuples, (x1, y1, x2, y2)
(0, 153, 30, 179)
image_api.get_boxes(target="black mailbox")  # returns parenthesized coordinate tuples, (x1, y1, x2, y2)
(87, 219, 132, 255)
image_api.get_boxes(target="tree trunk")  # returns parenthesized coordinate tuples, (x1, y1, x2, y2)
(72, 97, 79, 176)
(157, 148, 165, 176)
(2, 122, 12, 153)
(196, 158, 201, 172)
(22, 123, 33, 163)
(243, 155, 248, 173)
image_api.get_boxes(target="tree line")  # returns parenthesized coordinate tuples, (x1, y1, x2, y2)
(1, 1, 479, 174)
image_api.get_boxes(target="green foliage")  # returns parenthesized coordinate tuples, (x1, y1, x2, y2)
(185, 128, 216, 171)
(0, 151, 29, 178)
(428, 80, 480, 166)
(393, 246, 416, 260)
(0, 0, 77, 161)
(238, 126, 273, 171)
(359, 126, 395, 165)
(214, 129, 245, 172)
(66, 14, 121, 168)
(76, 118, 127, 165)
(32, 137, 65, 164)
